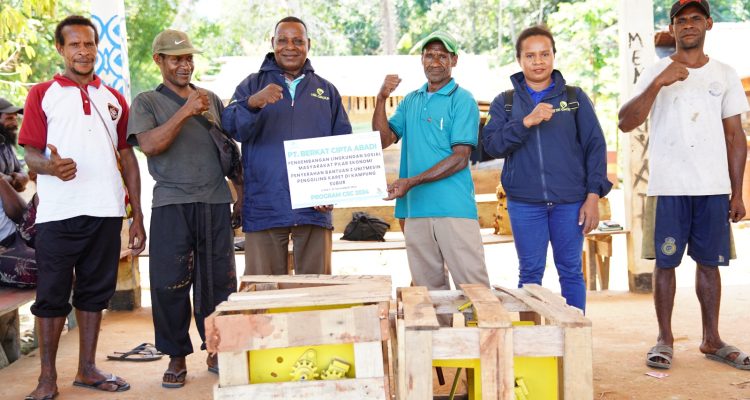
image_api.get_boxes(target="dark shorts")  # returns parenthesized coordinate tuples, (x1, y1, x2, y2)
(31, 216, 122, 318)
(642, 195, 733, 268)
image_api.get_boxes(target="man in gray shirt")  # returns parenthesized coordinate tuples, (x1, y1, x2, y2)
(127, 29, 238, 388)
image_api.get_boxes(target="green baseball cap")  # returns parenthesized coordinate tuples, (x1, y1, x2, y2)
(420, 31, 459, 54)
(152, 29, 202, 56)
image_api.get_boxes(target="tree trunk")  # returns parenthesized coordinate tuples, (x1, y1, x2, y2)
(379, 0, 397, 55)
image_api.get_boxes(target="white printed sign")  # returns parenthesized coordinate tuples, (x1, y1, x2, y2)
(284, 132, 388, 209)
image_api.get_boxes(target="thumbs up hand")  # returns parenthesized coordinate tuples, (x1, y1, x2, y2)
(47, 144, 77, 181)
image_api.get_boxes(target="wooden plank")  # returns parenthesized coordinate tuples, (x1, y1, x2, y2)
(222, 284, 391, 311)
(353, 341, 385, 378)
(380, 339, 393, 400)
(432, 327, 480, 359)
(218, 351, 249, 387)
(479, 328, 514, 400)
(494, 285, 589, 328)
(399, 287, 439, 330)
(430, 325, 564, 360)
(522, 285, 590, 327)
(238, 274, 391, 287)
(404, 330, 432, 400)
(214, 377, 387, 400)
(377, 302, 390, 342)
(213, 305, 383, 352)
(0, 288, 35, 316)
(563, 327, 593, 400)
(460, 284, 512, 329)
(395, 319, 407, 400)
(428, 290, 531, 314)
(584, 238, 599, 291)
(513, 325, 564, 357)
(329, 231, 513, 252)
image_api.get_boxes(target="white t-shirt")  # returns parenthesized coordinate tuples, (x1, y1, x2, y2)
(18, 74, 130, 224)
(633, 57, 749, 196)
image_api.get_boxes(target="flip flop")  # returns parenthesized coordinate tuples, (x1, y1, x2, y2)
(705, 345, 750, 370)
(646, 344, 673, 369)
(107, 342, 163, 362)
(162, 369, 187, 389)
(208, 365, 219, 374)
(24, 391, 58, 400)
(73, 374, 130, 392)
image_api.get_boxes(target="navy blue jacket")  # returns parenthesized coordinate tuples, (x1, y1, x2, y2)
(221, 53, 352, 232)
(482, 70, 612, 204)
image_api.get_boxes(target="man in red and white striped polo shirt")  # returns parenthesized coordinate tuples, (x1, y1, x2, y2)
(19, 15, 145, 399)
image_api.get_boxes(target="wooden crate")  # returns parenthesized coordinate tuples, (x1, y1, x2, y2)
(395, 284, 592, 400)
(205, 275, 393, 400)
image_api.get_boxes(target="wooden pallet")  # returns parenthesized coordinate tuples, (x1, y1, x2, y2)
(205, 275, 393, 400)
(395, 284, 592, 400)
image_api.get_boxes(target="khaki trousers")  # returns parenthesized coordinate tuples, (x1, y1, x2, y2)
(244, 225, 332, 275)
(404, 217, 490, 290)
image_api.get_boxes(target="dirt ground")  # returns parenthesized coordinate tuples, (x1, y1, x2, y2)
(2, 179, 749, 399)
(1, 285, 749, 400)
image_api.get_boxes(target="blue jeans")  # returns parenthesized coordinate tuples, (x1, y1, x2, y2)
(507, 200, 586, 311)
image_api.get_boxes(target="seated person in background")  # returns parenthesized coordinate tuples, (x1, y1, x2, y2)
(0, 176, 36, 288)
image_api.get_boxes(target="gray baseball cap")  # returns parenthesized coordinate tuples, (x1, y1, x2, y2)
(152, 29, 202, 56)
(0, 98, 22, 114)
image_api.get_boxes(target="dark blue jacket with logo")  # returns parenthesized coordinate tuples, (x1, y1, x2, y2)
(482, 70, 612, 204)
(221, 53, 352, 232)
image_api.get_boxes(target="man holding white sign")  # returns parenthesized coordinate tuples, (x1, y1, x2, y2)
(372, 31, 490, 290)
(222, 16, 351, 275)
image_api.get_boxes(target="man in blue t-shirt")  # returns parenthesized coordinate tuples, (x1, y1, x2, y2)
(372, 31, 489, 290)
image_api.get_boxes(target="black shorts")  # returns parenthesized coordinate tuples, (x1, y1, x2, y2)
(31, 216, 122, 318)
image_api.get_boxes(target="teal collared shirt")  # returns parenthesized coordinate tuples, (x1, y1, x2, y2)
(387, 78, 479, 219)
(285, 74, 306, 103)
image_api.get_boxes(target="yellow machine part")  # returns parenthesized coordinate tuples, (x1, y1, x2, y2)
(432, 321, 558, 400)
(249, 343, 356, 383)
(247, 304, 367, 383)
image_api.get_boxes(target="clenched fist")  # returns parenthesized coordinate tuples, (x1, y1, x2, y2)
(184, 89, 210, 116)
(656, 61, 689, 88)
(248, 83, 284, 109)
(523, 103, 554, 128)
(378, 74, 402, 100)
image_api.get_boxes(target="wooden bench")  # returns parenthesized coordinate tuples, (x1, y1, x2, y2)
(0, 287, 35, 368)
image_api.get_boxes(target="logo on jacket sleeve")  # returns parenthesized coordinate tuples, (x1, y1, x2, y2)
(107, 103, 120, 120)
(311, 88, 330, 101)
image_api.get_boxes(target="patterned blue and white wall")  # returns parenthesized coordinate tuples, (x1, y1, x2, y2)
(91, 0, 131, 102)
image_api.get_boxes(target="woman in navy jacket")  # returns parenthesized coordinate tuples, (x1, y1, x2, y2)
(482, 26, 611, 311)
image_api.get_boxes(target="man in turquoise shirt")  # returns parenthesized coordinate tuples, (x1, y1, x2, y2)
(372, 31, 489, 290)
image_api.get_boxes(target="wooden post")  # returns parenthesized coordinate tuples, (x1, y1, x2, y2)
(618, 0, 656, 293)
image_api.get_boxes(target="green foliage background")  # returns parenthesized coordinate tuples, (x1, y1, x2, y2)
(1, 0, 748, 147)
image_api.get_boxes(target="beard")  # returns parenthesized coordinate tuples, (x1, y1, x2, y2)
(0, 124, 17, 145)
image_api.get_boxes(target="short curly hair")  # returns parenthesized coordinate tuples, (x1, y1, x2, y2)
(55, 15, 99, 46)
